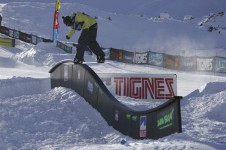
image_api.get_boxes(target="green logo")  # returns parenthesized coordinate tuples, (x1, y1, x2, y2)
(126, 114, 131, 119)
(157, 108, 174, 130)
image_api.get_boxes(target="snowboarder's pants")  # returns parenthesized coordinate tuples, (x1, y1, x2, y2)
(75, 24, 104, 60)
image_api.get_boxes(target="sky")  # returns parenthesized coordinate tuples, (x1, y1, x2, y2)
(0, 0, 226, 149)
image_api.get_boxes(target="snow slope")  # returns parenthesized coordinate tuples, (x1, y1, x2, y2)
(0, 1, 226, 149)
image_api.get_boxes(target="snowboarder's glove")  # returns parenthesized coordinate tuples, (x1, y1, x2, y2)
(66, 35, 70, 39)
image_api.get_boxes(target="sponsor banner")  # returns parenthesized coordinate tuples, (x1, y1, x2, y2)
(110, 48, 124, 61)
(0, 25, 51, 45)
(196, 57, 214, 72)
(31, 35, 37, 44)
(9, 29, 14, 38)
(13, 30, 19, 39)
(99, 73, 177, 100)
(123, 50, 134, 63)
(0, 37, 15, 47)
(19, 31, 32, 43)
(164, 54, 180, 70)
(179, 56, 196, 71)
(0, 26, 9, 36)
(156, 107, 175, 130)
(103, 48, 110, 60)
(37, 37, 44, 44)
(215, 57, 226, 73)
(148, 51, 163, 67)
(140, 116, 147, 137)
(134, 52, 148, 64)
(56, 40, 72, 53)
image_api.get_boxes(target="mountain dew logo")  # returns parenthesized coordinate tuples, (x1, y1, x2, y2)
(157, 108, 174, 130)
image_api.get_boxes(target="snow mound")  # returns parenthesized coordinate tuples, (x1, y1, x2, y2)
(0, 87, 123, 149)
(181, 82, 226, 145)
(0, 77, 50, 99)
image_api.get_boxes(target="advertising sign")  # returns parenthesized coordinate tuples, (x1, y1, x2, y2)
(110, 48, 123, 61)
(148, 51, 164, 67)
(179, 56, 196, 71)
(215, 57, 226, 73)
(99, 73, 177, 100)
(140, 116, 147, 137)
(156, 107, 175, 130)
(123, 50, 134, 63)
(0, 37, 15, 47)
(134, 52, 148, 64)
(197, 57, 214, 71)
(164, 54, 180, 70)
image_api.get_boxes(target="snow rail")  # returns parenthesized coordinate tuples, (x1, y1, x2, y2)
(49, 60, 183, 139)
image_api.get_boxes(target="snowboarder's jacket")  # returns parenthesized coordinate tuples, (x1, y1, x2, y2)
(66, 12, 97, 38)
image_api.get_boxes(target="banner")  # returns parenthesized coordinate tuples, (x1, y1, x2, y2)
(56, 40, 72, 53)
(148, 51, 164, 67)
(52, 0, 61, 42)
(215, 57, 226, 73)
(196, 57, 214, 72)
(99, 73, 177, 100)
(134, 52, 148, 64)
(0, 37, 15, 47)
(164, 54, 180, 70)
(179, 56, 196, 71)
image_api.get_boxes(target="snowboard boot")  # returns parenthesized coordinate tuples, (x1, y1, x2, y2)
(97, 56, 105, 63)
(73, 58, 84, 64)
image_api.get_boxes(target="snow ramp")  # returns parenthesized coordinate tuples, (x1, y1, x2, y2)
(49, 60, 183, 139)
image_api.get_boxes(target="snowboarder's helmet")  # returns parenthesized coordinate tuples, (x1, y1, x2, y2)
(62, 16, 72, 26)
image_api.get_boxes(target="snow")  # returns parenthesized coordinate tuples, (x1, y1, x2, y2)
(0, 0, 226, 149)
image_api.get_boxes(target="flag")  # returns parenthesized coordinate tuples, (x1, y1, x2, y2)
(55, 0, 61, 11)
(53, 0, 61, 42)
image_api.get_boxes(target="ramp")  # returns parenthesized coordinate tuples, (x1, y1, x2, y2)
(49, 60, 183, 139)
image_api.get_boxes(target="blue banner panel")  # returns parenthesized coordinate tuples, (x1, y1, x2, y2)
(215, 57, 226, 73)
(103, 48, 110, 60)
(148, 51, 164, 67)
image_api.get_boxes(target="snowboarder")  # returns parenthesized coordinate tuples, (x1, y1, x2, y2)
(62, 12, 105, 64)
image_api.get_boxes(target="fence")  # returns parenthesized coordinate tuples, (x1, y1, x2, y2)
(0, 25, 52, 45)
